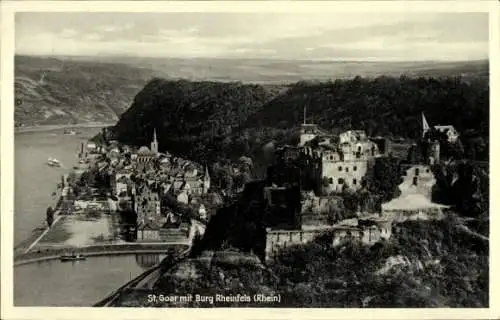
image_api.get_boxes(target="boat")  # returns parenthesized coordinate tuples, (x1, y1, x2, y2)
(47, 157, 62, 167)
(64, 128, 77, 135)
(60, 253, 87, 262)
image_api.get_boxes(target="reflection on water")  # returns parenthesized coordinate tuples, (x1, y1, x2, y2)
(135, 253, 164, 270)
(14, 253, 166, 306)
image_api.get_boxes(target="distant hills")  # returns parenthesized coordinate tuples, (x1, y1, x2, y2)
(67, 55, 489, 84)
(14, 54, 488, 127)
(14, 55, 164, 127)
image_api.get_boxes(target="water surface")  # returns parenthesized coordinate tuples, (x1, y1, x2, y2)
(14, 127, 101, 245)
(14, 254, 166, 306)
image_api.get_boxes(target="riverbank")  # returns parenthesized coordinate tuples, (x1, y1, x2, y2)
(15, 122, 115, 134)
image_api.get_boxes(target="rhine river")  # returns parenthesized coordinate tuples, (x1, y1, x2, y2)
(14, 127, 159, 306)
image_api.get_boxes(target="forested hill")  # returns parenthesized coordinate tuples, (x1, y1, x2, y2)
(243, 76, 489, 140)
(112, 78, 285, 154)
(112, 73, 489, 166)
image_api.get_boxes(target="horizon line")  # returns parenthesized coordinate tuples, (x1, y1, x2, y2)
(14, 53, 489, 64)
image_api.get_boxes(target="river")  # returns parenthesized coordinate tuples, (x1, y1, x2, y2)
(14, 253, 166, 306)
(14, 127, 102, 245)
(14, 126, 158, 306)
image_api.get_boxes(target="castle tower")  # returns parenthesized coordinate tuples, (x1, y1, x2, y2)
(151, 128, 158, 154)
(203, 165, 211, 194)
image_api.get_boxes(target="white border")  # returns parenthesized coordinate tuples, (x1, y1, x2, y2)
(1, 1, 499, 320)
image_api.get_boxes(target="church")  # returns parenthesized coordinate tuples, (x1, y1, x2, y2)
(133, 129, 159, 171)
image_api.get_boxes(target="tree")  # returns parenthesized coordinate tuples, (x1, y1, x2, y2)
(46, 206, 54, 227)
(368, 157, 402, 202)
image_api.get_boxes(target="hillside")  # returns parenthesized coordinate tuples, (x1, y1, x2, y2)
(105, 215, 488, 307)
(15, 56, 487, 128)
(243, 76, 489, 138)
(14, 55, 165, 127)
(112, 78, 285, 161)
(112, 72, 489, 170)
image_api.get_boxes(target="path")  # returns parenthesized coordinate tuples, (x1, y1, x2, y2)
(24, 214, 63, 253)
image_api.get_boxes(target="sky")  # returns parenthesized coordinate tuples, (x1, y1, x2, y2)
(15, 12, 489, 61)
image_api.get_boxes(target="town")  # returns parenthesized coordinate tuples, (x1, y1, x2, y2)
(16, 109, 465, 266)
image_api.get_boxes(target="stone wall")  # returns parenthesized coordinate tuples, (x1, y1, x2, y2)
(322, 159, 368, 192)
(399, 164, 436, 199)
(265, 219, 393, 260)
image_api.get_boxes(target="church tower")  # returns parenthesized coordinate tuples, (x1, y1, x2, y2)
(151, 128, 158, 154)
(203, 165, 211, 194)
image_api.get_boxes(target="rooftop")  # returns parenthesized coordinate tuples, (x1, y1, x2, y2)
(137, 146, 152, 155)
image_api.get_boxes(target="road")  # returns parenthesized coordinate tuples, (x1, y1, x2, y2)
(15, 122, 116, 133)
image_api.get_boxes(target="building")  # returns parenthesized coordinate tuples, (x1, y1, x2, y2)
(151, 128, 159, 154)
(422, 113, 460, 144)
(320, 146, 371, 193)
(300, 192, 342, 226)
(135, 146, 156, 170)
(137, 221, 161, 241)
(176, 190, 189, 204)
(286, 113, 382, 195)
(399, 164, 437, 199)
(198, 204, 207, 220)
(86, 142, 98, 153)
(371, 137, 413, 159)
(433, 125, 459, 143)
(134, 129, 160, 171)
(301, 128, 379, 194)
(112, 170, 132, 197)
(134, 184, 162, 227)
(299, 123, 322, 147)
(181, 166, 210, 196)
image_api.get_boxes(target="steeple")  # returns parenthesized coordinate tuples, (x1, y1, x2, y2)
(203, 165, 211, 194)
(303, 104, 307, 125)
(151, 128, 158, 154)
(422, 112, 430, 139)
(204, 165, 210, 180)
